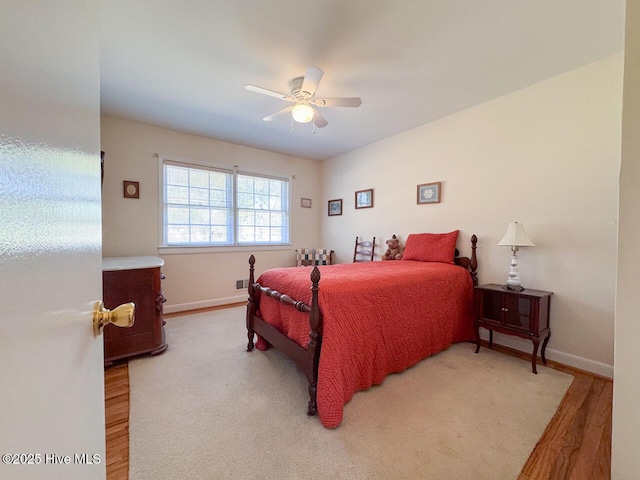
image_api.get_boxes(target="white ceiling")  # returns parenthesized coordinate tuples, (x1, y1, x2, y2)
(100, 1, 625, 161)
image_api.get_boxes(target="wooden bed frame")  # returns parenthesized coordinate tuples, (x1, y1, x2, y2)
(246, 234, 478, 417)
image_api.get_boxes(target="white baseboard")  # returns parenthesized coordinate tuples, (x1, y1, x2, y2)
(164, 295, 247, 314)
(479, 331, 613, 378)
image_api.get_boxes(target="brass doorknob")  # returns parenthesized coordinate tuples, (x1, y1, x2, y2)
(93, 301, 135, 336)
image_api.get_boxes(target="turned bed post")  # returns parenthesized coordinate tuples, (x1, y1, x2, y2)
(470, 235, 478, 286)
(246, 254, 256, 351)
(306, 266, 321, 416)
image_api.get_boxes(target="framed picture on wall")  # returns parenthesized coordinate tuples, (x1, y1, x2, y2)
(123, 180, 140, 199)
(355, 188, 374, 209)
(417, 182, 441, 204)
(328, 199, 342, 216)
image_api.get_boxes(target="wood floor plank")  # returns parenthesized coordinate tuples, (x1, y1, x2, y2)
(591, 409, 612, 480)
(589, 379, 613, 430)
(105, 363, 129, 480)
(105, 384, 129, 399)
(562, 378, 611, 477)
(520, 399, 579, 478)
(559, 380, 604, 479)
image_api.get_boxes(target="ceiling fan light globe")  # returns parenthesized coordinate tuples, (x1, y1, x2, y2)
(292, 104, 314, 123)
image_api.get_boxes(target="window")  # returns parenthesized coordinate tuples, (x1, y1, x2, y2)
(160, 157, 289, 247)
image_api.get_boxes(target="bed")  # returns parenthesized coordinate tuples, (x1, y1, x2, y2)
(246, 232, 478, 428)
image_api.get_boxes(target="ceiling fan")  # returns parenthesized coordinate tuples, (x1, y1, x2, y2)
(244, 66, 362, 129)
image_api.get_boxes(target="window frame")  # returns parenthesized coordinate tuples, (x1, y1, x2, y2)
(158, 155, 292, 254)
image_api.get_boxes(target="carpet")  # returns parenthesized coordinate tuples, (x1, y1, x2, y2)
(129, 306, 573, 479)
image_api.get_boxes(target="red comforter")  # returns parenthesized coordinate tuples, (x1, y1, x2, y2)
(255, 260, 475, 428)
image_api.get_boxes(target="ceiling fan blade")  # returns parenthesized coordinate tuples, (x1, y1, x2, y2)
(262, 106, 294, 122)
(314, 97, 362, 108)
(301, 66, 324, 97)
(244, 84, 292, 101)
(313, 110, 328, 128)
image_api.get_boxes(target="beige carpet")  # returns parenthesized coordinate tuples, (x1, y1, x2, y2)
(129, 306, 573, 480)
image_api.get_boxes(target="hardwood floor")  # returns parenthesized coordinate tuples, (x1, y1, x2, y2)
(105, 363, 129, 480)
(515, 355, 613, 479)
(104, 339, 612, 480)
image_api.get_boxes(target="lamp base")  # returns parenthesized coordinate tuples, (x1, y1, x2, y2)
(502, 284, 525, 292)
(503, 249, 525, 292)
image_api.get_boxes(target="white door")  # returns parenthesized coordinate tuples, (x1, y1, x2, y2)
(0, 2, 105, 480)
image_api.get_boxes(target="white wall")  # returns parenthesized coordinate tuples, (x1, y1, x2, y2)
(101, 116, 322, 312)
(321, 55, 623, 375)
(612, 0, 640, 476)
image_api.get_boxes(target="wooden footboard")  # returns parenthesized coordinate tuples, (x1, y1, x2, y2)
(246, 254, 322, 415)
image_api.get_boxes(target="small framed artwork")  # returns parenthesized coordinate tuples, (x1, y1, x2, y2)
(417, 182, 441, 204)
(355, 188, 374, 209)
(123, 180, 140, 199)
(328, 199, 343, 216)
(301, 198, 312, 208)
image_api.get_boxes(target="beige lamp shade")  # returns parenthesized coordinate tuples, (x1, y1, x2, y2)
(497, 222, 535, 247)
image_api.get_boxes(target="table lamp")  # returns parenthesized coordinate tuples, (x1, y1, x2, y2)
(497, 222, 535, 291)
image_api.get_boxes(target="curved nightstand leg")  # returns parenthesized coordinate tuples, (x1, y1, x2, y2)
(541, 332, 551, 365)
(474, 322, 481, 353)
(531, 339, 540, 374)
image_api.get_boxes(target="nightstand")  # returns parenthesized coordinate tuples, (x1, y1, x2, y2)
(474, 283, 552, 374)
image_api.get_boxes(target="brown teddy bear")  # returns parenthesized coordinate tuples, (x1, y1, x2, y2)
(383, 234, 403, 260)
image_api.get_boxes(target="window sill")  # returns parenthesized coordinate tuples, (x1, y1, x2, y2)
(158, 244, 292, 255)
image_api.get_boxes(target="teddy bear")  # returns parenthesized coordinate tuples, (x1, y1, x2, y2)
(383, 234, 404, 260)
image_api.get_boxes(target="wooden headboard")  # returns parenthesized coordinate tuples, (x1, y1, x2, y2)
(454, 234, 478, 286)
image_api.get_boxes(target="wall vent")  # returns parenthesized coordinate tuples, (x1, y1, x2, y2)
(235, 279, 250, 290)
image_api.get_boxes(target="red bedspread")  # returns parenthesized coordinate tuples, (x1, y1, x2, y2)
(255, 260, 475, 428)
